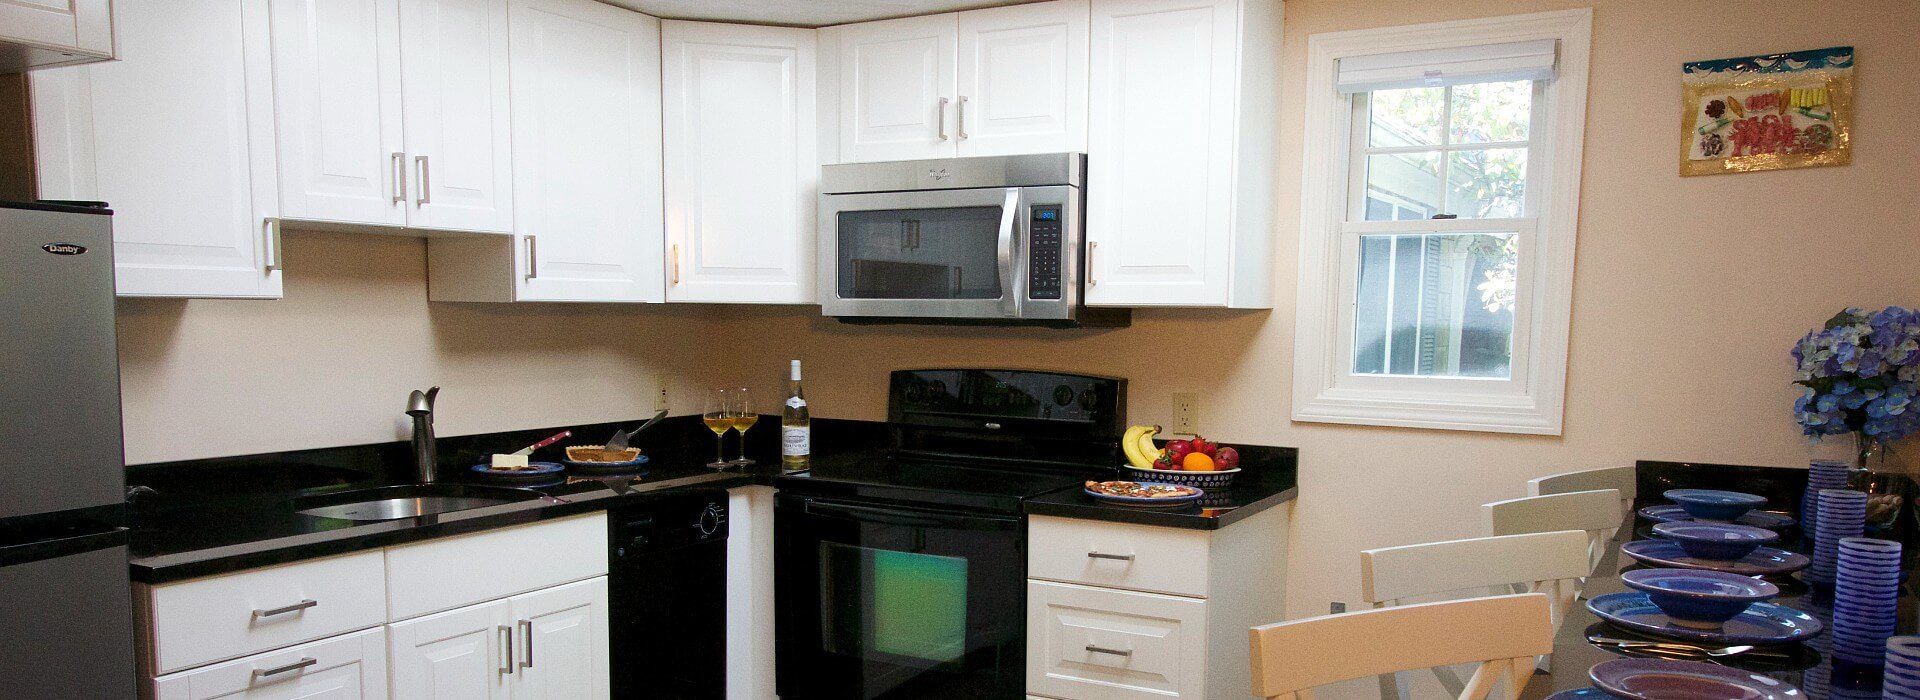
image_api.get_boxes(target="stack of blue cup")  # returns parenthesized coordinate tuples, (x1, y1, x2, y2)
(1810, 489, 1870, 587)
(1885, 636, 1920, 699)
(1806, 459, 1854, 544)
(1832, 537, 1903, 668)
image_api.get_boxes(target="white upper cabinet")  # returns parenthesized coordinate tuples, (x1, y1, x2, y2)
(398, 0, 515, 233)
(827, 0, 1087, 163)
(266, 0, 408, 228)
(30, 0, 284, 299)
(1083, 0, 1279, 308)
(955, 0, 1087, 157)
(831, 14, 954, 163)
(429, 0, 662, 303)
(0, 0, 113, 69)
(661, 21, 817, 304)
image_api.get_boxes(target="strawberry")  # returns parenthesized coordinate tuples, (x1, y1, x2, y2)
(1189, 437, 1217, 457)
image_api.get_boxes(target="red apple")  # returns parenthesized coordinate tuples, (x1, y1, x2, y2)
(1215, 446, 1240, 470)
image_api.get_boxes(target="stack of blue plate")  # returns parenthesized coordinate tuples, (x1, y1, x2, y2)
(1883, 636, 1920, 699)
(1809, 489, 1869, 587)
(1804, 459, 1853, 544)
(1831, 537, 1903, 667)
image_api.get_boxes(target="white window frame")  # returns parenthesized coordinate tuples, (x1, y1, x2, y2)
(1292, 9, 1591, 435)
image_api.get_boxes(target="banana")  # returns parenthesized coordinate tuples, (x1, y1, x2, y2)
(1134, 425, 1163, 468)
(1121, 425, 1150, 468)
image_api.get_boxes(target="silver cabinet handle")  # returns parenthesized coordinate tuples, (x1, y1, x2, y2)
(1087, 552, 1134, 561)
(518, 619, 533, 669)
(1086, 241, 1098, 286)
(1085, 645, 1133, 657)
(391, 152, 406, 203)
(937, 97, 950, 141)
(957, 95, 969, 139)
(525, 236, 538, 280)
(253, 657, 317, 679)
(415, 155, 431, 205)
(262, 219, 283, 272)
(252, 598, 316, 618)
(498, 625, 514, 674)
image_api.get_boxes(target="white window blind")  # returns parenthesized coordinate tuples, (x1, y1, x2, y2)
(1336, 39, 1557, 94)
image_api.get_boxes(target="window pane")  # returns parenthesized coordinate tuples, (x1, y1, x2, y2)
(1449, 80, 1533, 143)
(1446, 148, 1527, 218)
(1363, 152, 1441, 220)
(1352, 232, 1517, 378)
(1368, 87, 1444, 147)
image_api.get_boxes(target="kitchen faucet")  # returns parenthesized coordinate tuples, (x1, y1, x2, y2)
(406, 387, 440, 483)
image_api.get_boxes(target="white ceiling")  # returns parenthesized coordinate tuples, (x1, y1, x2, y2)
(604, 0, 1047, 27)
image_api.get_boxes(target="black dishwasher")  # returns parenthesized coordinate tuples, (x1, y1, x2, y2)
(609, 489, 729, 699)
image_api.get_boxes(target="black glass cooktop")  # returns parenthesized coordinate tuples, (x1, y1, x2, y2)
(775, 450, 1095, 514)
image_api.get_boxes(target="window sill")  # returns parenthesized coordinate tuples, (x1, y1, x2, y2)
(1292, 386, 1562, 435)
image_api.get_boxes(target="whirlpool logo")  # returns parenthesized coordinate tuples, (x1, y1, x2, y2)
(41, 243, 87, 255)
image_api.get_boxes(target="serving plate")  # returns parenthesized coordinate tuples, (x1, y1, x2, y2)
(1084, 481, 1204, 508)
(1620, 539, 1810, 576)
(1585, 592, 1822, 644)
(469, 461, 565, 482)
(1589, 658, 1803, 699)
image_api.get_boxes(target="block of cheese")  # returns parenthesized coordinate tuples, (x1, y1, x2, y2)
(491, 453, 529, 470)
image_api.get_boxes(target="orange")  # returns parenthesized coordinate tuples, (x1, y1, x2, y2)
(1181, 452, 1215, 471)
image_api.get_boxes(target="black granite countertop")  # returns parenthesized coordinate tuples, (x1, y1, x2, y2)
(1024, 446, 1299, 530)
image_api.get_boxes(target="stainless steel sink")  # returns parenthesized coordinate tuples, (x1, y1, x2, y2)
(293, 484, 547, 521)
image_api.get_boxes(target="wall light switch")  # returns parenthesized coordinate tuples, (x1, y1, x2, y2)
(1171, 392, 1199, 435)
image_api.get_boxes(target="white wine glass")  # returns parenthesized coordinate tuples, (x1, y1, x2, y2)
(702, 388, 732, 468)
(730, 387, 758, 467)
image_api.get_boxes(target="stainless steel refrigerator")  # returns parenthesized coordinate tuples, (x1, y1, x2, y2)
(0, 200, 137, 697)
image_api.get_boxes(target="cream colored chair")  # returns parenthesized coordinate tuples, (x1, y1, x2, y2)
(1483, 489, 1622, 573)
(1361, 531, 1589, 699)
(1249, 593, 1553, 700)
(1528, 466, 1636, 540)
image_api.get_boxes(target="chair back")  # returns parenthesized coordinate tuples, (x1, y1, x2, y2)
(1483, 489, 1621, 571)
(1528, 466, 1635, 537)
(1248, 593, 1553, 700)
(1362, 530, 1589, 627)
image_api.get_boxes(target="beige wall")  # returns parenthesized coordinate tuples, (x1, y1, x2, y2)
(117, 0, 1920, 621)
(718, 0, 1920, 618)
(116, 230, 728, 465)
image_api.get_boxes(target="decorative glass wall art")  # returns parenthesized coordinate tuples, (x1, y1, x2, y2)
(1680, 46, 1853, 176)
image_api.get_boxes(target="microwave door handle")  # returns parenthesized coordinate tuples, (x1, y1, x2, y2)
(996, 188, 1020, 317)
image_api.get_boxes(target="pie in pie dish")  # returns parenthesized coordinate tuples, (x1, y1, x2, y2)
(564, 446, 643, 463)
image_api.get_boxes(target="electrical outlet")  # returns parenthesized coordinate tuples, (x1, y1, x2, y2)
(1171, 392, 1199, 435)
(654, 374, 671, 412)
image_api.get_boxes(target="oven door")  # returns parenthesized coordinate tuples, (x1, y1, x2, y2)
(818, 186, 1030, 320)
(776, 494, 1026, 699)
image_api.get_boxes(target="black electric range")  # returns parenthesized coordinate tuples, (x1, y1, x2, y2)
(774, 369, 1126, 700)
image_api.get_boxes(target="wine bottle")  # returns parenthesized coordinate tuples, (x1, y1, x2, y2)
(782, 360, 810, 468)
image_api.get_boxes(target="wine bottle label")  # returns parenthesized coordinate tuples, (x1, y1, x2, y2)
(782, 426, 810, 456)
(785, 397, 807, 410)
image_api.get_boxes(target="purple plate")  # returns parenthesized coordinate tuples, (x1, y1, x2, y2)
(1639, 504, 1796, 530)
(1543, 688, 1611, 700)
(1590, 658, 1803, 699)
(1585, 592, 1822, 644)
(469, 461, 565, 481)
(1620, 539, 1810, 576)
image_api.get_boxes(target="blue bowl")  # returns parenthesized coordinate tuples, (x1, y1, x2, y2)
(1621, 568, 1779, 629)
(1665, 489, 1769, 521)
(1651, 521, 1779, 561)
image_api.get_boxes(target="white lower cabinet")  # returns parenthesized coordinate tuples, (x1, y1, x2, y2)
(152, 627, 387, 700)
(504, 577, 611, 700)
(1027, 580, 1208, 700)
(387, 599, 513, 700)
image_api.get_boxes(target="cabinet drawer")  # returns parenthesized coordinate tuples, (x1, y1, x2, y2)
(148, 550, 386, 674)
(151, 627, 387, 700)
(386, 513, 607, 620)
(1028, 515, 1211, 597)
(1026, 580, 1208, 700)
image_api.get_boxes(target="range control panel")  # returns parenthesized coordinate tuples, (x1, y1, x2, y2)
(1027, 205, 1063, 300)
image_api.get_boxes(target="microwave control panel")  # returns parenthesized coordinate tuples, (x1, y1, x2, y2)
(1028, 205, 1063, 300)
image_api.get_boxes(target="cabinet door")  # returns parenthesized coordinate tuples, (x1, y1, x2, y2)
(832, 13, 955, 163)
(955, 0, 1087, 157)
(507, 577, 610, 700)
(267, 0, 408, 227)
(388, 599, 512, 700)
(30, 0, 283, 298)
(661, 21, 817, 304)
(1026, 580, 1209, 700)
(151, 627, 387, 700)
(398, 0, 514, 233)
(1084, 0, 1236, 306)
(508, 0, 663, 302)
(0, 0, 112, 57)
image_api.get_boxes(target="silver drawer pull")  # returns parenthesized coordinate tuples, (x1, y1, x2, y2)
(1087, 552, 1135, 561)
(253, 599, 318, 618)
(253, 657, 317, 679)
(1085, 645, 1133, 657)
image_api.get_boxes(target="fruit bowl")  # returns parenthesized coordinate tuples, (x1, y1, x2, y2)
(1121, 464, 1240, 488)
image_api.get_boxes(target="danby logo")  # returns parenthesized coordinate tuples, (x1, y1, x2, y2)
(41, 243, 86, 255)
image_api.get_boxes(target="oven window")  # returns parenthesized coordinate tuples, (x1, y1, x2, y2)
(837, 207, 1003, 299)
(820, 542, 969, 665)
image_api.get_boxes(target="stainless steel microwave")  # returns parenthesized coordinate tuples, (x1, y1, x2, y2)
(817, 153, 1128, 327)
